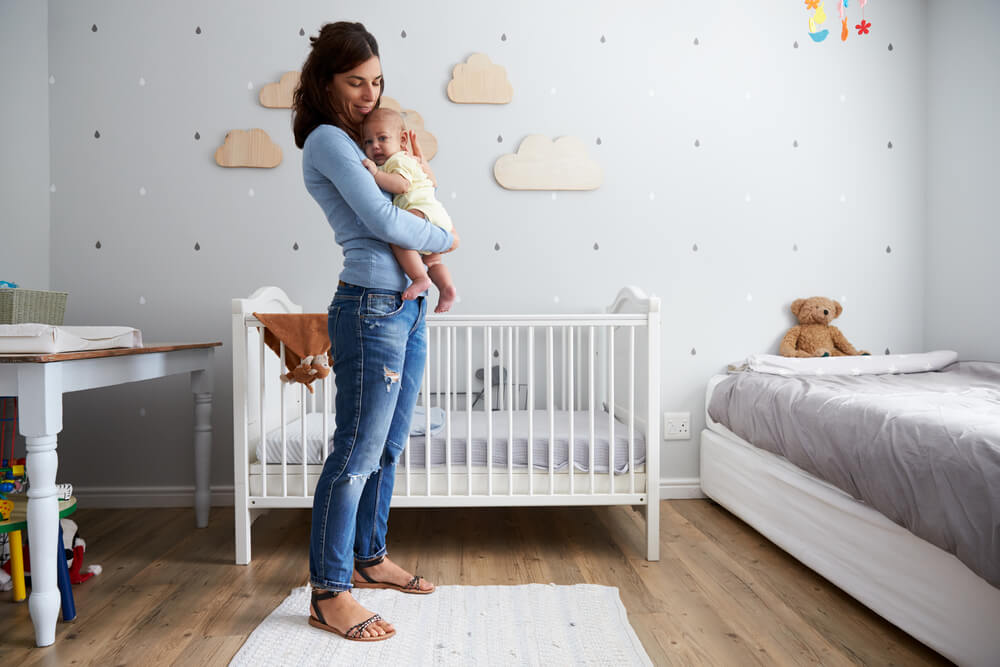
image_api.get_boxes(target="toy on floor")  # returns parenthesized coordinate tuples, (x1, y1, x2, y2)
(2, 517, 102, 585)
(779, 296, 870, 358)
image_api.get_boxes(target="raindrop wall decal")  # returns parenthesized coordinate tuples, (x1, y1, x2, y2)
(248, 188, 255, 197)
(887, 141, 893, 149)
(886, 245, 892, 253)
(299, 28, 305, 36)
(91, 24, 98, 32)
(793, 243, 799, 251)
(600, 35, 606, 43)
(596, 137, 602, 145)
(694, 139, 700, 147)
(50, 184, 56, 193)
(593, 242, 600, 250)
(138, 76, 146, 87)
(139, 296, 146, 305)
(293, 242, 299, 251)
(497, 134, 503, 143)
(138, 186, 146, 196)
(888, 43, 894, 51)
(501, 33, 507, 41)
(690, 347, 697, 356)
(48, 75, 55, 84)
(400, 29, 407, 38)
(885, 347, 891, 354)
(195, 26, 202, 35)
(194, 242, 201, 251)
(247, 81, 253, 90)
(793, 40, 799, 48)
(793, 139, 799, 147)
(693, 37, 699, 45)
(194, 131, 200, 140)
(692, 243, 699, 252)
(94, 130, 100, 139)
(95, 241, 102, 249)
(494, 242, 501, 251)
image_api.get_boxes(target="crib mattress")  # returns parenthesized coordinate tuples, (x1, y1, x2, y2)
(254, 409, 646, 474)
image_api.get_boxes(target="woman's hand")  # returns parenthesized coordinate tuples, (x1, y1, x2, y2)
(409, 130, 437, 186)
(446, 227, 459, 253)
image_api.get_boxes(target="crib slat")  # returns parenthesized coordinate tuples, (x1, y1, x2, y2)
(527, 326, 534, 496)
(507, 326, 514, 495)
(466, 326, 473, 496)
(446, 326, 452, 496)
(424, 337, 431, 495)
(436, 325, 441, 409)
(607, 326, 615, 494)
(301, 384, 308, 497)
(280, 342, 288, 498)
(629, 326, 635, 494)
(588, 327, 595, 494)
(568, 326, 575, 495)
(561, 327, 567, 411)
(485, 326, 493, 496)
(259, 329, 268, 498)
(547, 326, 555, 495)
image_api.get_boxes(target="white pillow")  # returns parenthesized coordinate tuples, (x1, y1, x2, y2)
(729, 350, 958, 376)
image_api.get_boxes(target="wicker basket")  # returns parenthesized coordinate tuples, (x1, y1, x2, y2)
(0, 289, 68, 325)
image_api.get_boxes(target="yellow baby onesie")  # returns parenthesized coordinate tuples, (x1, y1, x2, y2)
(381, 152, 454, 239)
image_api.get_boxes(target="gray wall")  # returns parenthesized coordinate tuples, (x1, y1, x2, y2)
(0, 0, 50, 290)
(925, 1, 1000, 362)
(27, 0, 932, 502)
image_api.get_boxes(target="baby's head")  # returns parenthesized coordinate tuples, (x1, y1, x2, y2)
(362, 108, 407, 165)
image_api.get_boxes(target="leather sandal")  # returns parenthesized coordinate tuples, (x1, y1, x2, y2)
(308, 589, 395, 641)
(353, 555, 435, 594)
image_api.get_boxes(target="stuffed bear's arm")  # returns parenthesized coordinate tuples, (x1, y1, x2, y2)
(779, 326, 811, 357)
(829, 326, 863, 355)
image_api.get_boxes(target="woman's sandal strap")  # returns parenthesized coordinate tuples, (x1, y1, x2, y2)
(347, 614, 384, 638)
(355, 555, 386, 583)
(310, 589, 341, 626)
(403, 576, 422, 590)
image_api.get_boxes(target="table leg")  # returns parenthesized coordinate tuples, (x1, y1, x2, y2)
(192, 365, 213, 529)
(19, 363, 63, 647)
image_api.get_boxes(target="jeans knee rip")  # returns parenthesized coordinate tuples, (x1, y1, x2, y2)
(347, 467, 379, 484)
(383, 365, 400, 392)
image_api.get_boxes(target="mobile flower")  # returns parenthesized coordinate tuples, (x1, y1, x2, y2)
(856, 19, 871, 35)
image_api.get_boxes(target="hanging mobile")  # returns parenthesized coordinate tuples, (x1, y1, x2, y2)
(856, 0, 871, 35)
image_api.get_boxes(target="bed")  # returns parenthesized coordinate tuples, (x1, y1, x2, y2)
(232, 285, 661, 565)
(700, 354, 1000, 667)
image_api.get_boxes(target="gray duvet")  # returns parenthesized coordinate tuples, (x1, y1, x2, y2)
(708, 361, 1000, 588)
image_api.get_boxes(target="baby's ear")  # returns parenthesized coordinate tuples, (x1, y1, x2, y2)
(399, 130, 410, 150)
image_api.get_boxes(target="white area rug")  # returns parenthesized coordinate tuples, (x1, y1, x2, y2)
(230, 584, 652, 666)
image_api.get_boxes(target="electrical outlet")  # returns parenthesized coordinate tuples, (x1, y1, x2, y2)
(663, 411, 690, 440)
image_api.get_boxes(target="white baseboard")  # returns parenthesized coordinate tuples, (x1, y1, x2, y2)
(73, 485, 235, 508)
(659, 477, 705, 499)
(72, 480, 704, 507)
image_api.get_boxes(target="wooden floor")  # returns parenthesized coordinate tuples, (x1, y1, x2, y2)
(0, 500, 949, 666)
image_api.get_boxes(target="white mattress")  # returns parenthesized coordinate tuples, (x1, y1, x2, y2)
(255, 409, 646, 474)
(701, 399, 1000, 666)
(0, 324, 142, 353)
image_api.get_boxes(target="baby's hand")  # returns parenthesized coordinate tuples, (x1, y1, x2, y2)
(362, 158, 378, 175)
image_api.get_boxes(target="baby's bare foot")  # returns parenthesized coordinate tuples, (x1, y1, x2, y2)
(435, 284, 457, 313)
(402, 275, 432, 301)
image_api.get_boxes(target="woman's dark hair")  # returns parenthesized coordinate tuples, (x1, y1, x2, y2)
(293, 22, 381, 148)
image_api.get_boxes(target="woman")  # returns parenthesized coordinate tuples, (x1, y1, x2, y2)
(293, 22, 458, 642)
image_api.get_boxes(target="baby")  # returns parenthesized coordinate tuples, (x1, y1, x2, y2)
(361, 108, 457, 313)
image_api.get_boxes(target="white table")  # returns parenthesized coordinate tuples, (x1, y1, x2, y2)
(0, 342, 220, 647)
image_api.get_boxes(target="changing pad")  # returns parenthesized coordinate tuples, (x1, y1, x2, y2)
(0, 324, 143, 354)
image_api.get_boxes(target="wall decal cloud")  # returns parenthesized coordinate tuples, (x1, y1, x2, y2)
(447, 53, 513, 104)
(493, 135, 602, 190)
(214, 128, 282, 168)
(259, 71, 299, 108)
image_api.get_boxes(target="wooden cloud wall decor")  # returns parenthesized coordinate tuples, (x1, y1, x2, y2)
(493, 135, 602, 190)
(380, 96, 438, 161)
(447, 53, 513, 104)
(215, 128, 282, 168)
(259, 71, 299, 108)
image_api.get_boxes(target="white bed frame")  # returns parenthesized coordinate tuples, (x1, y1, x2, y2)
(701, 376, 1000, 667)
(232, 286, 661, 565)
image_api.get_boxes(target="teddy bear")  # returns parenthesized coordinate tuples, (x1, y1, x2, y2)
(279, 354, 331, 393)
(779, 296, 869, 358)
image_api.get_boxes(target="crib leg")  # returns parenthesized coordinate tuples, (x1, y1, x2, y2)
(235, 502, 251, 565)
(646, 498, 660, 561)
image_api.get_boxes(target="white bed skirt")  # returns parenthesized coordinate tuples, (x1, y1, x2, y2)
(700, 425, 1000, 667)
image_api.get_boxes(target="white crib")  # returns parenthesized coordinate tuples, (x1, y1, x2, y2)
(231, 286, 661, 564)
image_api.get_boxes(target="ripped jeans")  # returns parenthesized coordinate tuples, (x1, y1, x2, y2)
(309, 283, 427, 591)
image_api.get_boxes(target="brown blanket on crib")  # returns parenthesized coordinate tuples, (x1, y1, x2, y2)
(253, 313, 332, 391)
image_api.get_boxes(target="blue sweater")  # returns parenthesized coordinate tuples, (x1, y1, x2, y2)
(302, 124, 454, 291)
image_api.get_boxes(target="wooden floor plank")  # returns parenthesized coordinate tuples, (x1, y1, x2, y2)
(0, 501, 949, 666)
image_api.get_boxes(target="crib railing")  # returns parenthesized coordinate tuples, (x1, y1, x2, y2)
(233, 286, 661, 562)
